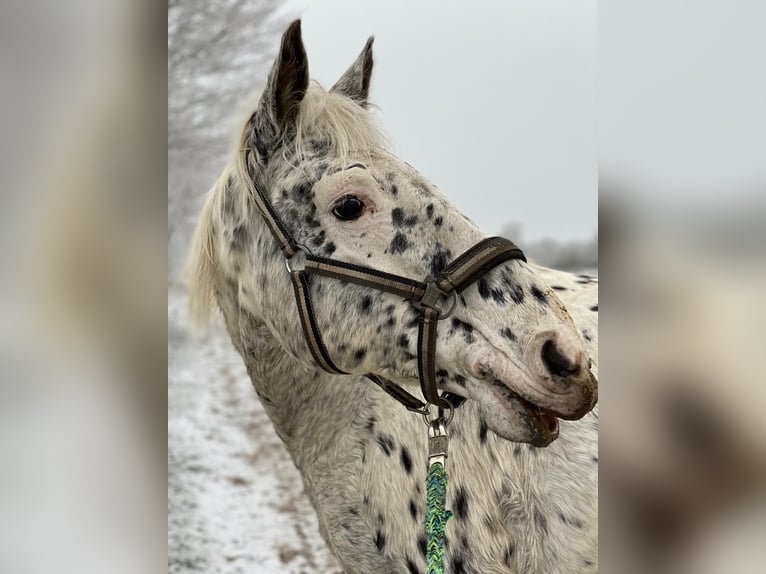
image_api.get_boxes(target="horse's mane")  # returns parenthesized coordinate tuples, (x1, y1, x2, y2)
(187, 82, 387, 327)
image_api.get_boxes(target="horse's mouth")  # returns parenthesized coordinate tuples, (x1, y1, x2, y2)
(489, 379, 560, 447)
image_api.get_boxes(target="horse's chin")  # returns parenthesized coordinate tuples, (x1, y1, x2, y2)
(466, 378, 560, 447)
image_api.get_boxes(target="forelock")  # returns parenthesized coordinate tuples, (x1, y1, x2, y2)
(293, 82, 388, 162)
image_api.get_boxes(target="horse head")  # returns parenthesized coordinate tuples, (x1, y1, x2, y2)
(191, 20, 597, 446)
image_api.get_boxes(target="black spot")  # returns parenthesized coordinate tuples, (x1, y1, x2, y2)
(366, 416, 376, 432)
(409, 499, 418, 519)
(376, 434, 395, 456)
(450, 318, 475, 344)
(390, 184, 398, 196)
(375, 529, 386, 551)
(390, 233, 410, 254)
(582, 330, 592, 342)
(504, 543, 514, 565)
(450, 554, 465, 574)
(551, 285, 567, 291)
(590, 304, 598, 311)
(348, 506, 359, 515)
(311, 229, 326, 247)
(434, 216, 443, 227)
(399, 334, 410, 349)
(479, 418, 489, 444)
(429, 246, 452, 275)
(417, 534, 427, 557)
(509, 285, 525, 304)
(453, 374, 466, 387)
(592, 456, 599, 463)
(360, 296, 372, 314)
(558, 512, 584, 529)
(392, 207, 418, 228)
(291, 182, 312, 201)
(426, 204, 434, 219)
(304, 214, 321, 228)
(400, 447, 413, 474)
(354, 348, 367, 362)
(230, 225, 248, 251)
(405, 558, 420, 574)
(500, 327, 517, 342)
(478, 278, 491, 299)
(533, 508, 548, 533)
(513, 445, 522, 456)
(324, 242, 336, 256)
(530, 285, 548, 304)
(367, 253, 372, 258)
(454, 487, 469, 520)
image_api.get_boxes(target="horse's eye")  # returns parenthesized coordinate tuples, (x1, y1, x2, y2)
(332, 195, 365, 221)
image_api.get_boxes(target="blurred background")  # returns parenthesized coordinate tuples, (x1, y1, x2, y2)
(599, 2, 765, 572)
(0, 0, 762, 572)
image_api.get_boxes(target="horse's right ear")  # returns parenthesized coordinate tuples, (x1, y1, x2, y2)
(331, 36, 374, 107)
(250, 20, 309, 158)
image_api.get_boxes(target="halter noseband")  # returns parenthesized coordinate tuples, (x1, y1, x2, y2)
(242, 148, 526, 412)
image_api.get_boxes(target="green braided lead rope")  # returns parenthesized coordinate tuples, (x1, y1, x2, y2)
(424, 462, 452, 574)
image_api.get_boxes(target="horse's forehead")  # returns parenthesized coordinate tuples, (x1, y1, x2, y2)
(279, 150, 434, 198)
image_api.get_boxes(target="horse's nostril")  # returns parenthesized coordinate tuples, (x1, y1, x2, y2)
(541, 340, 580, 378)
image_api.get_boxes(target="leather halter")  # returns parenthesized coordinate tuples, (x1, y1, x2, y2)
(242, 148, 526, 412)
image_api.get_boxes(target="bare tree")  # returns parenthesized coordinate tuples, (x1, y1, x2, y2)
(168, 0, 290, 278)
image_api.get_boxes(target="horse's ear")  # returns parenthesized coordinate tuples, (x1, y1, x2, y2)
(331, 36, 374, 107)
(251, 20, 309, 153)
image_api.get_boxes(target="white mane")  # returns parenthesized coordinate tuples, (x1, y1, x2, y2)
(187, 82, 388, 327)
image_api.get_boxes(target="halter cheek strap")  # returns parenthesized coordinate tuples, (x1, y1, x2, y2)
(241, 148, 526, 412)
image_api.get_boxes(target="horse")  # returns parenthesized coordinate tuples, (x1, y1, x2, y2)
(188, 20, 599, 574)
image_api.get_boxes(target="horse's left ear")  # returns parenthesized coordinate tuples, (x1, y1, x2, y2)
(249, 20, 309, 160)
(331, 36, 374, 107)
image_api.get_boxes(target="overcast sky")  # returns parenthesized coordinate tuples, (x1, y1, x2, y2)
(282, 0, 597, 242)
(599, 0, 766, 206)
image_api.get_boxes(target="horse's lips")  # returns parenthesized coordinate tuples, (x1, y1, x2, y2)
(464, 375, 561, 445)
(493, 381, 560, 442)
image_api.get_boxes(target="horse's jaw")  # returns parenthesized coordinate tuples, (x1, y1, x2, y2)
(465, 377, 561, 446)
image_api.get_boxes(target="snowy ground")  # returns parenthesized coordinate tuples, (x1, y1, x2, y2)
(168, 288, 341, 574)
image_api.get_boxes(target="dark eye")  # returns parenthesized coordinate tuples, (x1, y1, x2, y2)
(332, 195, 365, 221)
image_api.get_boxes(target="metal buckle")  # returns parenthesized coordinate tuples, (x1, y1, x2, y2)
(284, 246, 308, 273)
(427, 419, 448, 468)
(415, 279, 457, 319)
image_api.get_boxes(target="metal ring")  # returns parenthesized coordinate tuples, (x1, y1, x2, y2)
(413, 288, 458, 319)
(421, 396, 456, 427)
(437, 291, 458, 320)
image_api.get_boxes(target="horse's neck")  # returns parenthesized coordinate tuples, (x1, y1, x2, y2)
(214, 272, 372, 463)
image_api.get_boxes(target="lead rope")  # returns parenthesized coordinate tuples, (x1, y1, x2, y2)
(424, 409, 452, 573)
